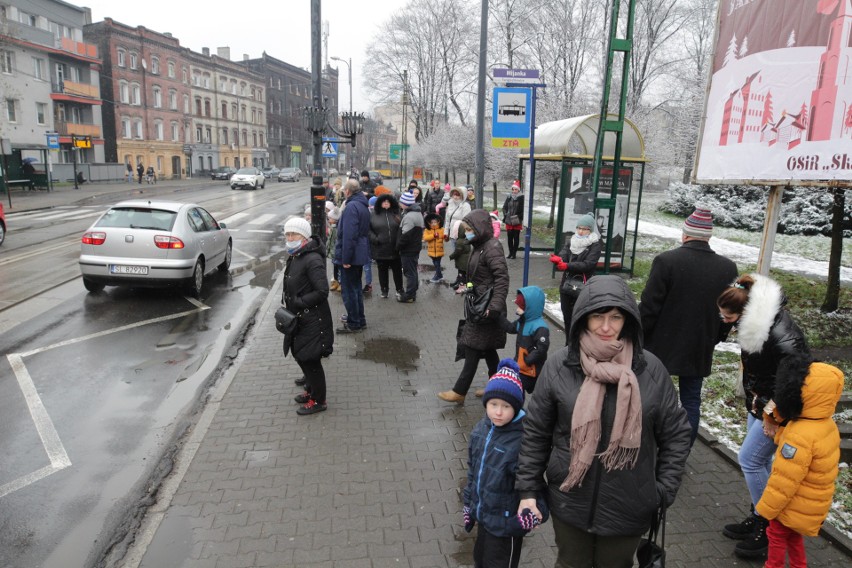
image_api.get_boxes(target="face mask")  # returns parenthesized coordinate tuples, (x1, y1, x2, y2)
(452, 197, 461, 203)
(465, 231, 476, 241)
(285, 240, 303, 253)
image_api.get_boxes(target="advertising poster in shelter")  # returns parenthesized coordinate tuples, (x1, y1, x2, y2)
(694, 0, 852, 182)
(563, 167, 632, 263)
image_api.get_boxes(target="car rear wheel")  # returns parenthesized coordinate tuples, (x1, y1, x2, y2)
(0, 221, 5, 246)
(260, 179, 266, 189)
(218, 241, 232, 272)
(83, 277, 105, 293)
(186, 259, 204, 298)
(231, 185, 237, 190)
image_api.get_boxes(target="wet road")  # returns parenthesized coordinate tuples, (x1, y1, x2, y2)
(0, 179, 311, 568)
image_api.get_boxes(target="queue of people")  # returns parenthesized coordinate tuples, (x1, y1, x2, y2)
(275, 176, 842, 567)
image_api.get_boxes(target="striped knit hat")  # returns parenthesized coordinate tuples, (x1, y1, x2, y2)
(399, 191, 416, 207)
(683, 207, 713, 239)
(483, 358, 525, 415)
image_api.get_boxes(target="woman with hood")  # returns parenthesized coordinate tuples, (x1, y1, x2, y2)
(443, 186, 472, 258)
(438, 209, 510, 404)
(551, 214, 603, 344)
(282, 217, 334, 416)
(514, 275, 691, 567)
(502, 181, 524, 259)
(716, 273, 811, 559)
(499, 286, 550, 394)
(369, 193, 403, 299)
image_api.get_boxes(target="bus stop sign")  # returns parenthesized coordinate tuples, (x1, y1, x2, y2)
(491, 87, 531, 149)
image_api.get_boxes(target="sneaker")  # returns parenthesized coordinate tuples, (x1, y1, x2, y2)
(396, 296, 415, 303)
(294, 376, 307, 387)
(734, 516, 768, 559)
(723, 512, 757, 540)
(429, 275, 443, 283)
(437, 390, 465, 404)
(294, 392, 311, 404)
(395, 292, 403, 301)
(340, 314, 348, 322)
(329, 280, 340, 292)
(296, 399, 327, 415)
(363, 284, 372, 293)
(380, 289, 389, 299)
(337, 325, 363, 334)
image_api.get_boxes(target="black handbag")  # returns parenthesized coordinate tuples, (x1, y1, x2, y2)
(560, 273, 587, 298)
(507, 214, 521, 226)
(637, 503, 666, 568)
(464, 286, 493, 324)
(274, 306, 299, 335)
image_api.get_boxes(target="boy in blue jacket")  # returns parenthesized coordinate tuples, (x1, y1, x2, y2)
(463, 359, 549, 568)
(499, 286, 550, 393)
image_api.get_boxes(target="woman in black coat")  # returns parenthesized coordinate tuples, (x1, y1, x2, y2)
(438, 209, 510, 404)
(551, 214, 603, 344)
(502, 182, 524, 259)
(515, 275, 691, 567)
(282, 218, 334, 415)
(369, 193, 403, 299)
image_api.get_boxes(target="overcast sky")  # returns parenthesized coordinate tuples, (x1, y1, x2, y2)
(81, 0, 388, 111)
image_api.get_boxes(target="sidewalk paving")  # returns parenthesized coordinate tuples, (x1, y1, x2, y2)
(122, 245, 849, 568)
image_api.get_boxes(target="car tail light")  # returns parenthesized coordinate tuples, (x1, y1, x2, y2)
(154, 235, 185, 249)
(82, 231, 106, 245)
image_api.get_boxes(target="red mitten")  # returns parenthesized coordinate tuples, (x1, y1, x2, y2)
(549, 254, 562, 264)
(557, 262, 568, 271)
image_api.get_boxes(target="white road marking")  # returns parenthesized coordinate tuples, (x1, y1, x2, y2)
(35, 209, 103, 221)
(219, 212, 249, 225)
(247, 229, 274, 234)
(232, 246, 257, 260)
(0, 238, 78, 267)
(248, 214, 276, 225)
(2, 301, 212, 497)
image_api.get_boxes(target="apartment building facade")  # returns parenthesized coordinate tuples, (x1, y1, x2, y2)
(0, 0, 104, 164)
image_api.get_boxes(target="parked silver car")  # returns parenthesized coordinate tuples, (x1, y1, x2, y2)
(277, 167, 301, 182)
(79, 200, 232, 297)
(230, 167, 266, 190)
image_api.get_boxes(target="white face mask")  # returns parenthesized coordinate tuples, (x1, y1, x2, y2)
(285, 239, 303, 253)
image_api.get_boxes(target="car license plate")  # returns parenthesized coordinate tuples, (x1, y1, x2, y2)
(110, 264, 149, 275)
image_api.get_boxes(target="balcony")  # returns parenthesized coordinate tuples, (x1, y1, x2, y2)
(51, 80, 101, 105)
(57, 37, 98, 60)
(55, 121, 101, 139)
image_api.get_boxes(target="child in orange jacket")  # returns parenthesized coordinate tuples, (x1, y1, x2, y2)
(423, 213, 445, 283)
(756, 354, 843, 568)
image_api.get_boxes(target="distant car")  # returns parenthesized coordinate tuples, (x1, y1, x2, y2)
(0, 202, 5, 246)
(230, 167, 266, 190)
(261, 166, 280, 180)
(368, 171, 383, 185)
(78, 200, 232, 297)
(211, 166, 236, 180)
(278, 167, 301, 182)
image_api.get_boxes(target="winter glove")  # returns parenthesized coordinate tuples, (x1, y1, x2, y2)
(517, 508, 541, 531)
(549, 254, 562, 264)
(463, 505, 475, 532)
(556, 261, 568, 271)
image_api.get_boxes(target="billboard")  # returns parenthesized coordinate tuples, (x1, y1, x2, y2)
(694, 0, 852, 183)
(563, 167, 632, 263)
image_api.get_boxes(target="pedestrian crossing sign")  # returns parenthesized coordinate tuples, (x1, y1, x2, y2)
(322, 139, 338, 158)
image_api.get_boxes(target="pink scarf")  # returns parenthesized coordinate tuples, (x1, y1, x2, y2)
(560, 330, 643, 492)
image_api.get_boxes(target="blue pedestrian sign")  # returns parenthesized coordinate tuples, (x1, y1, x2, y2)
(492, 88, 531, 148)
(322, 138, 338, 158)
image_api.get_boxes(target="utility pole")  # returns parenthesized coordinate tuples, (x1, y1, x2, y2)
(473, 0, 489, 208)
(310, 0, 325, 238)
(401, 69, 408, 190)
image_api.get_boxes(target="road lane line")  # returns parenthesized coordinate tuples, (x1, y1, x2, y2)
(0, 464, 65, 499)
(246, 229, 274, 234)
(0, 238, 78, 267)
(248, 213, 276, 225)
(232, 246, 257, 260)
(219, 212, 248, 225)
(35, 209, 103, 221)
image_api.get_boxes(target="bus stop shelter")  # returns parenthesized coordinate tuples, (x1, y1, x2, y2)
(518, 114, 647, 275)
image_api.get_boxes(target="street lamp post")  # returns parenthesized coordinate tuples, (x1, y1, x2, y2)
(330, 56, 352, 171)
(307, 1, 364, 240)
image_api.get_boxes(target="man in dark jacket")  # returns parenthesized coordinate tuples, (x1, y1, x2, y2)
(640, 207, 738, 445)
(396, 191, 424, 303)
(359, 170, 376, 196)
(423, 180, 444, 216)
(335, 179, 371, 332)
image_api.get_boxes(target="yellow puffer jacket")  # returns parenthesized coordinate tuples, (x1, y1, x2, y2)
(756, 362, 843, 536)
(423, 227, 445, 258)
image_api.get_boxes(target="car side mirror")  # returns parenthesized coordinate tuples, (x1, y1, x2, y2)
(219, 222, 227, 229)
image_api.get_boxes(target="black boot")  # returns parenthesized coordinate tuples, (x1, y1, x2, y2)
(723, 505, 757, 540)
(734, 514, 769, 559)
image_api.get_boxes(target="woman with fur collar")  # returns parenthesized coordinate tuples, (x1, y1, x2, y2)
(716, 273, 811, 559)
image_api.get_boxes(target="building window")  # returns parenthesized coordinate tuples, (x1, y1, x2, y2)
(129, 52, 138, 70)
(196, 126, 202, 143)
(134, 119, 143, 139)
(171, 121, 179, 141)
(242, 130, 248, 146)
(183, 94, 190, 113)
(169, 89, 177, 110)
(205, 127, 211, 143)
(5, 98, 16, 122)
(131, 83, 141, 105)
(182, 67, 188, 83)
(251, 109, 257, 123)
(32, 57, 45, 80)
(259, 132, 264, 147)
(1, 50, 14, 74)
(153, 87, 162, 108)
(36, 102, 46, 125)
(122, 117, 131, 138)
(117, 48, 126, 67)
(204, 99, 211, 117)
(222, 128, 228, 144)
(151, 56, 160, 75)
(221, 102, 227, 118)
(195, 98, 202, 116)
(253, 132, 258, 147)
(155, 120, 164, 140)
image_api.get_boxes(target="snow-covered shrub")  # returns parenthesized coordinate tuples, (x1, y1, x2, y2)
(662, 183, 851, 237)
